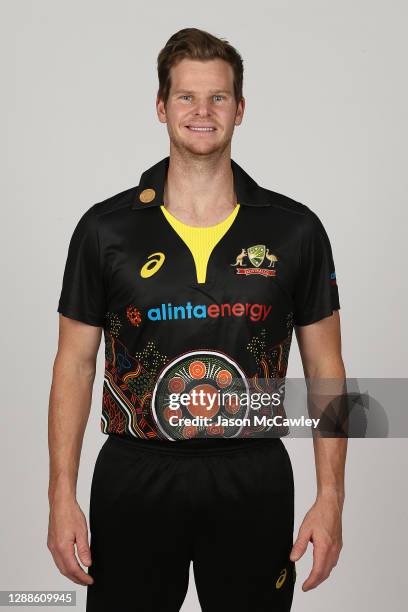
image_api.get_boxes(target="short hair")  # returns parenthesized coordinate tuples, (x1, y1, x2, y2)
(157, 28, 244, 105)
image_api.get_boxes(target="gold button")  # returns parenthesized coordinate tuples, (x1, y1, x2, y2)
(139, 188, 156, 203)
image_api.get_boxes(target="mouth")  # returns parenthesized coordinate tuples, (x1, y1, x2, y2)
(185, 125, 217, 133)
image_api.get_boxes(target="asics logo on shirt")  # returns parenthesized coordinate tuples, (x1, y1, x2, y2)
(140, 252, 166, 278)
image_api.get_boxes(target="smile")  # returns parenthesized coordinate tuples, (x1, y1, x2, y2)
(186, 126, 216, 132)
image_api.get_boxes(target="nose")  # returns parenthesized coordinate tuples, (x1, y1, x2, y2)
(194, 99, 211, 117)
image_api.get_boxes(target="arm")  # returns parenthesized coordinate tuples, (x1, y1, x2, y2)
(290, 310, 347, 591)
(47, 314, 102, 586)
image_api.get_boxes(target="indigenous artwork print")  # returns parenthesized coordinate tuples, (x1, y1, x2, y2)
(102, 309, 293, 440)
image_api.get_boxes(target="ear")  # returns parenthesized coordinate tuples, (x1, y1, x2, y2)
(235, 96, 245, 126)
(156, 95, 167, 124)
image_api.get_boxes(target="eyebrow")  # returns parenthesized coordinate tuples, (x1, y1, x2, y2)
(173, 89, 231, 95)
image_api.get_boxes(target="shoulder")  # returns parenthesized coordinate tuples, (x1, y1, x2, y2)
(82, 185, 138, 221)
(258, 185, 325, 236)
(70, 185, 138, 239)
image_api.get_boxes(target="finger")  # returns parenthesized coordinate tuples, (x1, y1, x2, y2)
(64, 558, 94, 586)
(50, 549, 89, 586)
(76, 532, 92, 568)
(59, 543, 94, 585)
(302, 544, 331, 591)
(290, 529, 311, 561)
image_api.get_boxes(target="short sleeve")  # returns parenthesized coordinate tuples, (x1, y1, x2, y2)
(293, 209, 340, 326)
(57, 207, 107, 327)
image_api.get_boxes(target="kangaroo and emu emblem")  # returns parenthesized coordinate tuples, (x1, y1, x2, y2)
(230, 244, 278, 277)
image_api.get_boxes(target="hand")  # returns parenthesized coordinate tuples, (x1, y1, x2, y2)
(290, 492, 343, 591)
(47, 497, 94, 586)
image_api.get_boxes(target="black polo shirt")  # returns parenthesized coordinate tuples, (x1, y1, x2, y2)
(57, 156, 340, 441)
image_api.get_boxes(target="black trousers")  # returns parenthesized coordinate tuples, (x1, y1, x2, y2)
(86, 434, 296, 611)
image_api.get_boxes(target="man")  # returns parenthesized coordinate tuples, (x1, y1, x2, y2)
(48, 27, 346, 612)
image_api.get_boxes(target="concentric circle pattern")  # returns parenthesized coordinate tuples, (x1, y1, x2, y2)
(152, 350, 250, 440)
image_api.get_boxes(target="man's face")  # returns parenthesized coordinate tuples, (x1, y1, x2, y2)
(157, 58, 245, 157)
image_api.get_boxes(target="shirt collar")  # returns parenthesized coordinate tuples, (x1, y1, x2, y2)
(130, 156, 273, 210)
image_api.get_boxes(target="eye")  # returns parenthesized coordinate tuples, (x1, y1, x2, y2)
(213, 95, 224, 102)
(180, 95, 192, 101)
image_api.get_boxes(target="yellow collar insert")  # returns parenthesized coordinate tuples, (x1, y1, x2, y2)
(160, 204, 241, 284)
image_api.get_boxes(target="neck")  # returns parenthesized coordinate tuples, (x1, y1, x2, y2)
(163, 145, 237, 224)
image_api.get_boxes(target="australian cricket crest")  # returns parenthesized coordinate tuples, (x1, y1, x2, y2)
(230, 244, 278, 277)
(247, 244, 266, 267)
